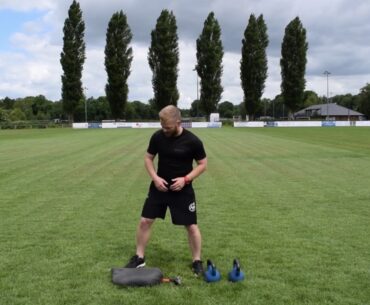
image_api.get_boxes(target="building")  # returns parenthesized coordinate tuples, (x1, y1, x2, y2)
(294, 103, 365, 120)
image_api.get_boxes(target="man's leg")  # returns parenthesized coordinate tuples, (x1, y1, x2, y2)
(125, 217, 155, 268)
(185, 224, 202, 261)
(186, 224, 204, 276)
(136, 217, 155, 258)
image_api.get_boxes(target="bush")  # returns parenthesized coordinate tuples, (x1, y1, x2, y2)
(0, 108, 9, 121)
(10, 108, 27, 121)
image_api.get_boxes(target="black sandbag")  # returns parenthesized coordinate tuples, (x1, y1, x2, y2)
(111, 267, 163, 287)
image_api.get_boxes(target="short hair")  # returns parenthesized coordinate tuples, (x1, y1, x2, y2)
(159, 105, 181, 122)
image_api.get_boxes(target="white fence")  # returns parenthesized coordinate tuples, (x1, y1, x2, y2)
(73, 121, 222, 129)
(234, 121, 370, 128)
(73, 120, 370, 129)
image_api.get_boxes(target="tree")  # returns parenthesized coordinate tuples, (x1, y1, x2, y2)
(105, 10, 133, 120)
(358, 83, 370, 118)
(196, 12, 224, 119)
(280, 17, 308, 117)
(331, 94, 357, 110)
(30, 95, 52, 120)
(50, 101, 66, 121)
(9, 108, 26, 121)
(60, 0, 86, 122)
(270, 94, 286, 119)
(190, 100, 205, 118)
(0, 108, 9, 122)
(218, 101, 234, 118)
(148, 10, 179, 111)
(303, 90, 320, 108)
(86, 96, 110, 121)
(0, 97, 15, 110)
(240, 14, 269, 120)
(13, 97, 35, 120)
(125, 101, 152, 120)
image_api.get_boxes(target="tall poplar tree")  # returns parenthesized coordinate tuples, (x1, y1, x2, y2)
(280, 17, 308, 116)
(60, 0, 85, 122)
(358, 84, 370, 118)
(240, 14, 269, 120)
(196, 12, 224, 118)
(104, 10, 133, 119)
(148, 10, 179, 111)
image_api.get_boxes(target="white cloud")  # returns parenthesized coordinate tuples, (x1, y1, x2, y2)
(178, 41, 197, 108)
(128, 43, 153, 102)
(221, 52, 243, 103)
(265, 55, 282, 99)
(1, 0, 370, 105)
(0, 20, 61, 99)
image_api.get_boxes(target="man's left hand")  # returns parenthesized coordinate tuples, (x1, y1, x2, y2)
(170, 177, 186, 191)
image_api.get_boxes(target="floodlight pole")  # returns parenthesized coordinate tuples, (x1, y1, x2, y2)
(323, 71, 331, 120)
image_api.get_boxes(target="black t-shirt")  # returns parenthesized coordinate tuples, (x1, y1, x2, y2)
(147, 128, 206, 184)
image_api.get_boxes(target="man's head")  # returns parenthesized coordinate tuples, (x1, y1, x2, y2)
(159, 105, 182, 137)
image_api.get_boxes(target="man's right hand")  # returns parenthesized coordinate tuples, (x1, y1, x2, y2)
(153, 176, 169, 192)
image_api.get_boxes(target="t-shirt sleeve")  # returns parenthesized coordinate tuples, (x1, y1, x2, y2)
(193, 138, 206, 161)
(147, 132, 158, 155)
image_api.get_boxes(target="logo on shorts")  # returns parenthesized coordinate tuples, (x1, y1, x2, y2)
(189, 202, 196, 212)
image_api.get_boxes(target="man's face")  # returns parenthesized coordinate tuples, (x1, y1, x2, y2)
(160, 118, 180, 137)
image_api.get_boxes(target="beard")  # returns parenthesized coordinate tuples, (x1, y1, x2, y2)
(163, 126, 180, 137)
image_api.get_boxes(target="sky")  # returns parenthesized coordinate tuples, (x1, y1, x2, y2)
(1, 0, 370, 109)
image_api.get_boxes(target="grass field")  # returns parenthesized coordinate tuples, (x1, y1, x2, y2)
(1, 127, 369, 305)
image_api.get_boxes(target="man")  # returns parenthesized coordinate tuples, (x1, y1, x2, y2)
(125, 105, 207, 276)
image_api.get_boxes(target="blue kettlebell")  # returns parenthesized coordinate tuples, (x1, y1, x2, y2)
(228, 259, 245, 282)
(204, 259, 221, 282)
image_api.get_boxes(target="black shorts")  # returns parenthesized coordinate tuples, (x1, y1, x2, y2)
(141, 185, 197, 225)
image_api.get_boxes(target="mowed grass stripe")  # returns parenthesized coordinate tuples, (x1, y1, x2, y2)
(0, 127, 369, 305)
(0, 129, 151, 227)
(0, 129, 155, 305)
(192, 128, 370, 304)
(0, 129, 150, 276)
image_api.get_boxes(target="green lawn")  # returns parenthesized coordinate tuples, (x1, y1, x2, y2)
(1, 127, 369, 305)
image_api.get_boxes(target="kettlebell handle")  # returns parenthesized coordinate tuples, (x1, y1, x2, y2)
(207, 259, 217, 276)
(233, 259, 241, 275)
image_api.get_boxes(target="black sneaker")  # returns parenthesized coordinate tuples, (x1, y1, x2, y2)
(125, 255, 146, 268)
(192, 260, 204, 277)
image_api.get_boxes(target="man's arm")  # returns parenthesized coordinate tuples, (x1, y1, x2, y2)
(170, 157, 207, 191)
(186, 157, 207, 182)
(144, 152, 169, 192)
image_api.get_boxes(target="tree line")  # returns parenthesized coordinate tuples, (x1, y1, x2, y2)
(1, 1, 369, 123)
(2, 89, 369, 123)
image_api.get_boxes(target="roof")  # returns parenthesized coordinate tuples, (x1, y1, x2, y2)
(294, 103, 364, 117)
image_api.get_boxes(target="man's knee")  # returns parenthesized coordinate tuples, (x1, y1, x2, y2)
(139, 217, 155, 230)
(186, 224, 200, 236)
